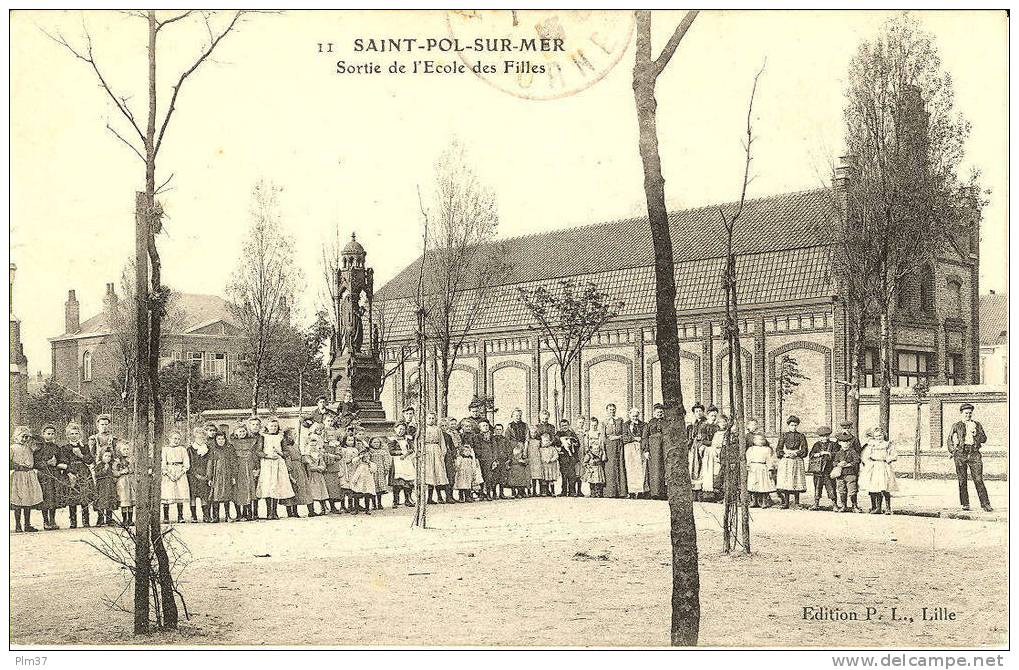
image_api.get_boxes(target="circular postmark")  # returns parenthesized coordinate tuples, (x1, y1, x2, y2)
(446, 10, 635, 100)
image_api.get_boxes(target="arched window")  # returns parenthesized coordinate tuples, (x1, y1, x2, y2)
(82, 350, 93, 382)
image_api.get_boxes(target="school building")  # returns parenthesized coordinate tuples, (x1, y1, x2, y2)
(373, 184, 983, 444)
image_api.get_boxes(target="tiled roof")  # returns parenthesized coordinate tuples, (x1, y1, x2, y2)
(381, 248, 834, 340)
(979, 292, 1007, 346)
(54, 292, 237, 340)
(377, 188, 832, 301)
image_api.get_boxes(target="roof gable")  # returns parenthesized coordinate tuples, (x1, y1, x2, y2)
(53, 291, 238, 341)
(187, 319, 243, 336)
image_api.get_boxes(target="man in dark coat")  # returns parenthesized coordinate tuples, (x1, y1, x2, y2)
(643, 404, 667, 499)
(948, 403, 993, 512)
(555, 419, 582, 497)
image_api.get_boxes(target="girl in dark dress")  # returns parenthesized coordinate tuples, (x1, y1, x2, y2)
(281, 428, 313, 518)
(60, 422, 96, 528)
(34, 425, 63, 530)
(188, 424, 215, 522)
(206, 431, 236, 522)
(92, 449, 118, 526)
(231, 425, 260, 522)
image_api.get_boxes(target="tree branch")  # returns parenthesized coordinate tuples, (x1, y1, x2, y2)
(154, 10, 195, 32)
(153, 10, 246, 157)
(106, 122, 145, 162)
(651, 10, 699, 77)
(41, 24, 146, 145)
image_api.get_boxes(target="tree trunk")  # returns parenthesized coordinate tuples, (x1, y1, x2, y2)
(132, 191, 151, 635)
(558, 367, 569, 425)
(438, 356, 449, 418)
(633, 13, 699, 645)
(412, 307, 429, 529)
(144, 10, 177, 630)
(878, 307, 891, 436)
(848, 302, 864, 436)
(249, 362, 260, 415)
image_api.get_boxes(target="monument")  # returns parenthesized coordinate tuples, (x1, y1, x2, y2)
(328, 234, 389, 429)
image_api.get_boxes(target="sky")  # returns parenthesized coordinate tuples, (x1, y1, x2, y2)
(9, 10, 1008, 377)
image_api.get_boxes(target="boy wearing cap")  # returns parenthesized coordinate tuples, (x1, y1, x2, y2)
(949, 403, 993, 512)
(807, 426, 838, 511)
(832, 430, 862, 513)
(776, 415, 808, 509)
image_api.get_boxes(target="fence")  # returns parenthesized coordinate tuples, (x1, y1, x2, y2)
(857, 384, 1007, 479)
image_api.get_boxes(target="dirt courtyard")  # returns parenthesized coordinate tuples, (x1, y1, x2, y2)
(9, 498, 1008, 647)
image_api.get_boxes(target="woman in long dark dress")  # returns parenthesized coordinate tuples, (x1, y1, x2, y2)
(643, 404, 668, 499)
(601, 405, 627, 498)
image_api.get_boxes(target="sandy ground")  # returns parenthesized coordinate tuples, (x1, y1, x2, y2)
(10, 496, 1007, 648)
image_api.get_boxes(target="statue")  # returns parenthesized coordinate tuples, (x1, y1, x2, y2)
(328, 233, 385, 422)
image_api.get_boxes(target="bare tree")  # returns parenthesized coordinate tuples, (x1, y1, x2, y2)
(718, 63, 764, 555)
(842, 14, 979, 435)
(421, 140, 508, 416)
(228, 179, 300, 415)
(413, 186, 431, 529)
(46, 9, 250, 633)
(517, 279, 623, 423)
(820, 158, 881, 439)
(632, 9, 700, 646)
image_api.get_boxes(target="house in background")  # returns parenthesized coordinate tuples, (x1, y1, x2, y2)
(49, 283, 249, 399)
(979, 290, 1007, 385)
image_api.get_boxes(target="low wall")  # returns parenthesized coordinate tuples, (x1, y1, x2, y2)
(200, 407, 395, 438)
(857, 384, 1007, 479)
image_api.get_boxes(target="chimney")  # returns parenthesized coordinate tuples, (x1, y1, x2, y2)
(65, 290, 80, 334)
(103, 282, 118, 314)
(834, 154, 857, 218)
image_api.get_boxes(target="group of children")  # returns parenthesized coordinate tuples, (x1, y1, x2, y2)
(744, 416, 899, 514)
(10, 415, 133, 532)
(11, 398, 902, 532)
